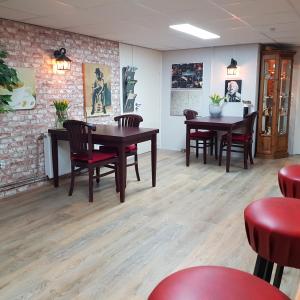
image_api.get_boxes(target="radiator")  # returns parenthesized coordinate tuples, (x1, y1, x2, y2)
(43, 133, 71, 179)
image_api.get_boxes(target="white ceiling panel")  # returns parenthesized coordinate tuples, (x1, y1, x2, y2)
(0, 0, 299, 50)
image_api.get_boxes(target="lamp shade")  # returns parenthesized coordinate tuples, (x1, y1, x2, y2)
(227, 58, 238, 76)
(54, 48, 71, 71)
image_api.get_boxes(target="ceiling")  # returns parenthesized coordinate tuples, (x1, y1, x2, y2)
(0, 0, 300, 50)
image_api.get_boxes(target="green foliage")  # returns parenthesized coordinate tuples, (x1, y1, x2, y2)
(209, 93, 224, 106)
(0, 49, 19, 113)
(53, 99, 69, 111)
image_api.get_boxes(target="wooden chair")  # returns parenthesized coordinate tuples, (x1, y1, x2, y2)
(100, 114, 143, 181)
(183, 109, 218, 164)
(63, 120, 119, 203)
(219, 111, 257, 169)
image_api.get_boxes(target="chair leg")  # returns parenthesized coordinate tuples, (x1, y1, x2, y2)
(96, 167, 100, 184)
(249, 142, 254, 165)
(244, 142, 248, 169)
(134, 154, 141, 181)
(273, 265, 284, 288)
(203, 140, 207, 164)
(88, 166, 94, 203)
(115, 163, 120, 193)
(196, 140, 199, 158)
(263, 261, 274, 283)
(214, 135, 218, 160)
(210, 138, 213, 156)
(253, 255, 268, 279)
(218, 139, 224, 166)
(69, 162, 75, 196)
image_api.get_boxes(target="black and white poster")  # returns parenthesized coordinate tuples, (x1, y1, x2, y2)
(224, 80, 242, 102)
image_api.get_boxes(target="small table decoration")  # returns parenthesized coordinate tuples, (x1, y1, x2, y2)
(209, 93, 225, 118)
(53, 99, 69, 128)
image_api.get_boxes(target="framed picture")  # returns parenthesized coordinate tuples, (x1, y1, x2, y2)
(171, 63, 203, 89)
(0, 67, 36, 110)
(224, 80, 242, 102)
(83, 63, 112, 117)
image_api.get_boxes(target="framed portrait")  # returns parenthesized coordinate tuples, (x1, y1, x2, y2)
(171, 63, 203, 89)
(0, 67, 36, 110)
(83, 63, 112, 117)
(224, 80, 242, 102)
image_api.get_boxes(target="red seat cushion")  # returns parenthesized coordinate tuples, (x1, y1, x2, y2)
(72, 151, 116, 163)
(223, 133, 251, 142)
(189, 130, 215, 139)
(278, 164, 300, 198)
(148, 266, 289, 300)
(244, 197, 300, 268)
(100, 144, 137, 153)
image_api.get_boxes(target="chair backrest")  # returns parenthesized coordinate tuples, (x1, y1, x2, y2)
(63, 120, 96, 160)
(114, 114, 143, 127)
(183, 109, 198, 120)
(244, 111, 258, 136)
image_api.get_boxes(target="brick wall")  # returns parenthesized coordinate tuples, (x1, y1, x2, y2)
(0, 19, 120, 198)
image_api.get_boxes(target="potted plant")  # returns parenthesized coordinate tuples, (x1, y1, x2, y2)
(53, 99, 69, 128)
(209, 93, 225, 118)
(0, 49, 19, 113)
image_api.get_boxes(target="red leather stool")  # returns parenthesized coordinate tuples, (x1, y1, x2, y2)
(148, 266, 290, 300)
(244, 197, 300, 288)
(278, 165, 300, 198)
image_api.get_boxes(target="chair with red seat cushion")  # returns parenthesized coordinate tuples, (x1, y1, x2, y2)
(278, 164, 300, 198)
(244, 197, 300, 288)
(219, 111, 257, 169)
(100, 114, 143, 182)
(183, 109, 218, 164)
(148, 266, 290, 300)
(63, 120, 119, 203)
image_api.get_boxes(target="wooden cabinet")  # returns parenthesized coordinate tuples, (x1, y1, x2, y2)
(256, 49, 295, 158)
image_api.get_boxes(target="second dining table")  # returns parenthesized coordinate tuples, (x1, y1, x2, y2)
(185, 116, 245, 172)
(48, 125, 159, 203)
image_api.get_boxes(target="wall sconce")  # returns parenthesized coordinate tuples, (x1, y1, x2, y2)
(53, 48, 71, 71)
(227, 58, 238, 76)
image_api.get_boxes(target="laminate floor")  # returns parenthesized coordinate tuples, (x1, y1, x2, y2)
(0, 150, 300, 299)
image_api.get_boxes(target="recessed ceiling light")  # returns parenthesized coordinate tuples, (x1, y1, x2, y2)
(169, 24, 220, 40)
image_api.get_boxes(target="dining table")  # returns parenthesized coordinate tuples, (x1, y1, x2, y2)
(185, 116, 245, 172)
(48, 125, 159, 203)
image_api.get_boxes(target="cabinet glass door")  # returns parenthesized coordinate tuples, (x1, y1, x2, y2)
(261, 59, 276, 135)
(278, 59, 292, 135)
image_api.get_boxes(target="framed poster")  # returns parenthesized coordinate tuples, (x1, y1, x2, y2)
(224, 80, 242, 102)
(0, 67, 36, 110)
(83, 63, 112, 117)
(171, 63, 203, 89)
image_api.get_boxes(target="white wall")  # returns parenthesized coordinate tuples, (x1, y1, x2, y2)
(119, 43, 162, 152)
(161, 44, 260, 151)
(289, 47, 300, 154)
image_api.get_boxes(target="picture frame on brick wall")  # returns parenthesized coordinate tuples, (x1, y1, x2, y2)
(83, 63, 112, 117)
(0, 67, 36, 110)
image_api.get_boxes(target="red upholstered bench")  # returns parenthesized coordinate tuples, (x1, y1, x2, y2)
(148, 266, 290, 300)
(278, 164, 300, 198)
(244, 197, 300, 288)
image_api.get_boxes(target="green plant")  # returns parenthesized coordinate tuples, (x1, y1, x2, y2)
(0, 49, 19, 113)
(53, 99, 69, 111)
(209, 93, 224, 106)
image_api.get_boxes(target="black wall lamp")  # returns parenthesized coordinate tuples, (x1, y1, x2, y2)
(54, 48, 71, 71)
(227, 58, 238, 76)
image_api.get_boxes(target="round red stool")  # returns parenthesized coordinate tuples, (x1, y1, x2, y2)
(244, 197, 300, 288)
(278, 165, 300, 198)
(148, 266, 290, 300)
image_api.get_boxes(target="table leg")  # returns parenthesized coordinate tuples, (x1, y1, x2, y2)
(118, 144, 126, 203)
(151, 134, 157, 187)
(226, 128, 232, 173)
(186, 125, 190, 167)
(51, 134, 59, 187)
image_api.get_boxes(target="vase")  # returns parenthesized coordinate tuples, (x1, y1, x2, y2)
(209, 104, 222, 118)
(55, 110, 68, 129)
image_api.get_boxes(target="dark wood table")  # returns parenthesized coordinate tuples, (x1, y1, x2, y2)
(185, 116, 245, 172)
(48, 125, 159, 203)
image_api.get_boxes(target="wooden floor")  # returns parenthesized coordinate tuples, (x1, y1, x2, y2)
(1, 150, 300, 300)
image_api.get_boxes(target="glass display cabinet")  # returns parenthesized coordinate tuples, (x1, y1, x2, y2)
(256, 49, 295, 158)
